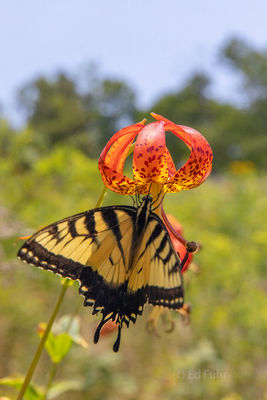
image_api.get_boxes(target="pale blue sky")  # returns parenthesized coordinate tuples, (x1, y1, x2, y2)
(1, 0, 267, 124)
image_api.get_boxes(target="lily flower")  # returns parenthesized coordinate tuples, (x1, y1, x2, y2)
(98, 113, 212, 338)
(98, 113, 213, 199)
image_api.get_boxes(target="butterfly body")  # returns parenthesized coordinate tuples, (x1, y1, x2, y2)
(18, 196, 184, 351)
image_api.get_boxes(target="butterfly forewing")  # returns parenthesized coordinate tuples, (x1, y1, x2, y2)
(17, 206, 136, 281)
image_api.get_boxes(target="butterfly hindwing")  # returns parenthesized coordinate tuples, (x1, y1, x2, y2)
(128, 213, 184, 310)
(146, 214, 184, 308)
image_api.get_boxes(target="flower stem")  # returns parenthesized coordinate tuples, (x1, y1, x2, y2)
(16, 280, 70, 400)
(95, 185, 107, 208)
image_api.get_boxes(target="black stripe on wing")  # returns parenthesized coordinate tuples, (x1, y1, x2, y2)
(145, 214, 184, 309)
(68, 219, 78, 238)
(147, 285, 184, 309)
(100, 208, 126, 265)
(17, 240, 83, 279)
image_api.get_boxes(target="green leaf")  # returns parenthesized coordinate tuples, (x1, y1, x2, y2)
(45, 332, 73, 363)
(0, 376, 43, 400)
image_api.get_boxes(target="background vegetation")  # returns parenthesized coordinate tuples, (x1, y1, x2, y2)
(0, 37, 267, 399)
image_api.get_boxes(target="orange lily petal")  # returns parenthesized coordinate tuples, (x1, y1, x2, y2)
(166, 148, 177, 177)
(98, 122, 145, 194)
(133, 121, 169, 185)
(151, 113, 213, 191)
(99, 114, 213, 195)
(100, 319, 118, 337)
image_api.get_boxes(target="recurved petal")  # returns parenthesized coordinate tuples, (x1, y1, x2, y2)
(133, 121, 170, 185)
(151, 113, 213, 191)
(98, 165, 138, 194)
(166, 148, 177, 177)
(98, 122, 145, 194)
(99, 122, 145, 172)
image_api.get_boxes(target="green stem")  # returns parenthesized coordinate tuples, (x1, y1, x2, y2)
(16, 280, 70, 400)
(95, 185, 107, 208)
(17, 189, 108, 400)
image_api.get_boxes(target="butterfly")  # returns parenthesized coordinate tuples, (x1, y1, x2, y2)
(17, 195, 184, 352)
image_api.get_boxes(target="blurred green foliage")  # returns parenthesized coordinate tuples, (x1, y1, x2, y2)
(0, 141, 266, 399)
(1, 36, 267, 399)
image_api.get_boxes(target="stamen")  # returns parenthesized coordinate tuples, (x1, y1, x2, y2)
(161, 206, 198, 252)
(177, 304, 191, 325)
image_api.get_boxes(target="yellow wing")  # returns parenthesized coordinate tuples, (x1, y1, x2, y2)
(17, 205, 136, 286)
(17, 202, 184, 352)
(128, 213, 184, 309)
